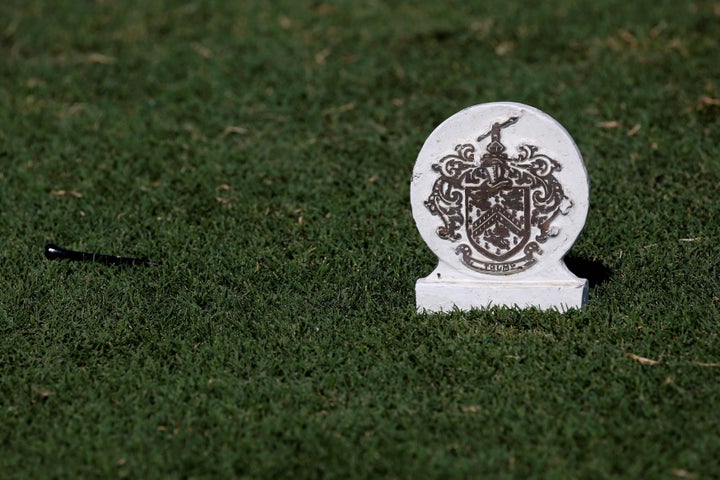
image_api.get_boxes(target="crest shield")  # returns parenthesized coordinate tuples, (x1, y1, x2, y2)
(465, 185, 530, 261)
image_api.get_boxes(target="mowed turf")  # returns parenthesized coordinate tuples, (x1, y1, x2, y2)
(1, 1, 719, 478)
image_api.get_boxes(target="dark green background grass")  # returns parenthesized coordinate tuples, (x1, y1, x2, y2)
(1, 0, 719, 478)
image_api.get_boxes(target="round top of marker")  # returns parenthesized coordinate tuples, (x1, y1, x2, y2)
(410, 102, 589, 280)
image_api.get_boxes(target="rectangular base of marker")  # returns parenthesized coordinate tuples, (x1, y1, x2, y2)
(416, 277, 589, 313)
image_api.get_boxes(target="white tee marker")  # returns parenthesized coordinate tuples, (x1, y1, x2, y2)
(411, 102, 590, 312)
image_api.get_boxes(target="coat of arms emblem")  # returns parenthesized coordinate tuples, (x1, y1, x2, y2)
(424, 116, 572, 275)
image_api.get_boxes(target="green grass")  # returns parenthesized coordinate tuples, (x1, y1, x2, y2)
(1, 0, 719, 478)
